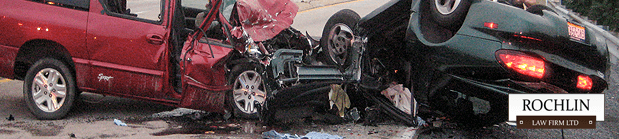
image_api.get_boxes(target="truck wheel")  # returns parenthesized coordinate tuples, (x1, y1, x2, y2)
(430, 0, 470, 29)
(228, 64, 267, 119)
(320, 9, 360, 68)
(23, 58, 76, 120)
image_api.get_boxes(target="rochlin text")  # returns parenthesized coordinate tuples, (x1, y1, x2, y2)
(522, 99, 590, 111)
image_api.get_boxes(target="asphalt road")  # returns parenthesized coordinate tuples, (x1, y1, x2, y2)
(1, 0, 618, 138)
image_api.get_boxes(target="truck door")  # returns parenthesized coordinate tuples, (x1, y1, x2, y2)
(86, 0, 170, 99)
(177, 0, 235, 111)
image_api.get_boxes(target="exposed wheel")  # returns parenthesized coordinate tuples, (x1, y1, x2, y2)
(23, 58, 76, 120)
(430, 0, 471, 29)
(320, 9, 360, 68)
(228, 64, 267, 119)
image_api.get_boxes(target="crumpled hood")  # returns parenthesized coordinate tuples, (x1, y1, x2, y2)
(231, 0, 298, 42)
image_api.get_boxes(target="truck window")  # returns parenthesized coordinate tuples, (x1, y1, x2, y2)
(30, 0, 89, 11)
(103, 0, 163, 23)
(181, 0, 208, 10)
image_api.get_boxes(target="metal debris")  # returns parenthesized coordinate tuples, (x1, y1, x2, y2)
(6, 114, 14, 121)
(113, 119, 127, 126)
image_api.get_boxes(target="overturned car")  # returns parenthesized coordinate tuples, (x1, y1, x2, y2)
(311, 0, 610, 126)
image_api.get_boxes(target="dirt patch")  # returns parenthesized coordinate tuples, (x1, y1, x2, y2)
(98, 133, 129, 138)
(131, 111, 267, 137)
(0, 129, 17, 135)
(1, 121, 64, 136)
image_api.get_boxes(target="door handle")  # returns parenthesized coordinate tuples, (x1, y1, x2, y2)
(147, 34, 164, 45)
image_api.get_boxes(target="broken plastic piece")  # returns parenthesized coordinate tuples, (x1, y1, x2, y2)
(347, 107, 360, 121)
(261, 130, 300, 138)
(262, 130, 343, 139)
(506, 121, 517, 127)
(303, 131, 343, 139)
(113, 119, 127, 126)
(417, 117, 428, 127)
(6, 114, 14, 121)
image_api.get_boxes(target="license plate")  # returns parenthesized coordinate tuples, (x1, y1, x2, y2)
(568, 22, 586, 42)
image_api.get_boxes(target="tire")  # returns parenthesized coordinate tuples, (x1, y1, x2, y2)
(320, 9, 360, 68)
(227, 64, 267, 119)
(429, 0, 471, 29)
(23, 58, 76, 120)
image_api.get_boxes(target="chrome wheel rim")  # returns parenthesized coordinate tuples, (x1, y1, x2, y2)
(435, 0, 462, 15)
(327, 23, 354, 66)
(232, 70, 265, 114)
(31, 68, 67, 112)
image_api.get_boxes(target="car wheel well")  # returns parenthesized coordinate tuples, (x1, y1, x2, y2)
(417, 0, 461, 43)
(15, 40, 75, 81)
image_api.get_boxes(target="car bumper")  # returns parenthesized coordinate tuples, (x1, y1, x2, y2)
(446, 74, 580, 102)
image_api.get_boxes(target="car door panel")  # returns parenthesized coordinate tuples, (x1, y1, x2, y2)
(85, 0, 169, 98)
(180, 38, 233, 111)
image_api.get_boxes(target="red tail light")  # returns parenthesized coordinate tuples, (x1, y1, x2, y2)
(577, 75, 592, 91)
(512, 34, 542, 41)
(496, 50, 545, 79)
(484, 22, 498, 29)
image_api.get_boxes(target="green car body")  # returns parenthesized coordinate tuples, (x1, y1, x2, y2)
(355, 0, 609, 124)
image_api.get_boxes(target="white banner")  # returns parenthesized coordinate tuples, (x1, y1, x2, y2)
(509, 94, 605, 121)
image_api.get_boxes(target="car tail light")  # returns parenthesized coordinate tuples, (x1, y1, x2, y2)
(512, 34, 542, 41)
(484, 22, 498, 29)
(577, 75, 592, 91)
(496, 50, 545, 79)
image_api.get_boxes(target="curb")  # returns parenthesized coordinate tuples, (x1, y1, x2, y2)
(293, 0, 357, 12)
(0, 78, 10, 83)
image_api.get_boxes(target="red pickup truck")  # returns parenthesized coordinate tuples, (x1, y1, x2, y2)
(0, 0, 309, 120)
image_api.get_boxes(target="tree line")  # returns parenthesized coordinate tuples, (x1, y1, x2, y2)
(564, 0, 619, 32)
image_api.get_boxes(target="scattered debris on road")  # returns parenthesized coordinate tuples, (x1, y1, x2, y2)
(381, 83, 414, 115)
(113, 119, 127, 126)
(68, 133, 76, 138)
(262, 130, 343, 139)
(151, 108, 208, 120)
(6, 114, 14, 121)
